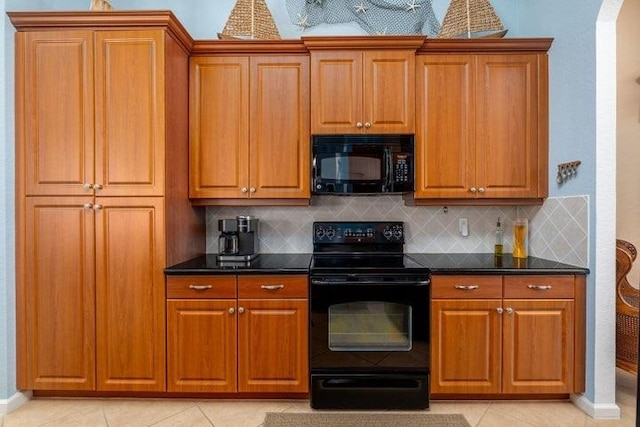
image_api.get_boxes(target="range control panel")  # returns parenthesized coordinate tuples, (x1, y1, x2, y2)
(313, 221, 404, 244)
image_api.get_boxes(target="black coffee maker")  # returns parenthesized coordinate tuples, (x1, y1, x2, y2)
(216, 216, 259, 261)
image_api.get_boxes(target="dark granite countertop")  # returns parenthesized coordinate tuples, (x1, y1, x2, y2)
(166, 252, 588, 276)
(406, 253, 589, 275)
(165, 253, 312, 275)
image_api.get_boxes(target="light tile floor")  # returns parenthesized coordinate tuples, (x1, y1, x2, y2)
(0, 369, 636, 427)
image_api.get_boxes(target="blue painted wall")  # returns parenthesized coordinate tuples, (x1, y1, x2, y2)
(0, 0, 607, 406)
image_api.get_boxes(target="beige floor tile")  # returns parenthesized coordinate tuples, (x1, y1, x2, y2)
(486, 401, 587, 427)
(3, 398, 103, 427)
(477, 408, 539, 427)
(429, 400, 491, 426)
(101, 399, 196, 427)
(151, 405, 213, 427)
(197, 399, 294, 427)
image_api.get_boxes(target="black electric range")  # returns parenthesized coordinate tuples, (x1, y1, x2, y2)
(309, 221, 431, 410)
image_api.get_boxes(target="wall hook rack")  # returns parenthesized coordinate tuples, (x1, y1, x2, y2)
(557, 160, 581, 185)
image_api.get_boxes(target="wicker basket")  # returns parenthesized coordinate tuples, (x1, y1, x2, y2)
(616, 239, 638, 375)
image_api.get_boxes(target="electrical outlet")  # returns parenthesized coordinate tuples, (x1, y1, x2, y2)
(459, 218, 469, 237)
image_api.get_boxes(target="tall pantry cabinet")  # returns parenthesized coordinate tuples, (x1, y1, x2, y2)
(10, 12, 204, 392)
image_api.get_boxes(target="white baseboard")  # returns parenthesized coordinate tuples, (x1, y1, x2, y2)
(0, 390, 32, 415)
(571, 394, 621, 419)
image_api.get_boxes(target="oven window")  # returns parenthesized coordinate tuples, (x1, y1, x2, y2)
(328, 302, 411, 351)
(320, 155, 381, 181)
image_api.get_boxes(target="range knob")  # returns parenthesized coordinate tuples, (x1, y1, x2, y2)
(383, 228, 393, 239)
(326, 228, 336, 239)
(315, 227, 325, 239)
(393, 227, 403, 239)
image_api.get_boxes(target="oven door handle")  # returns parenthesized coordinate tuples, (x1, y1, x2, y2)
(311, 279, 430, 286)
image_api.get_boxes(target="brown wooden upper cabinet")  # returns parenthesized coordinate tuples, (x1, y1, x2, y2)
(304, 36, 424, 135)
(413, 40, 552, 205)
(19, 30, 166, 198)
(189, 55, 310, 202)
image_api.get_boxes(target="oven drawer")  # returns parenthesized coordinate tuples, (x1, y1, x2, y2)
(431, 275, 502, 299)
(238, 275, 308, 298)
(166, 276, 237, 299)
(504, 275, 574, 299)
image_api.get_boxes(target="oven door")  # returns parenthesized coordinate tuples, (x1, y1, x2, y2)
(310, 275, 430, 372)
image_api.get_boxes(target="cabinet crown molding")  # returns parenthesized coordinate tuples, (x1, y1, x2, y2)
(302, 35, 426, 51)
(7, 10, 193, 53)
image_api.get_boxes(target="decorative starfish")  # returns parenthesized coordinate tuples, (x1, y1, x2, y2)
(406, 0, 421, 13)
(354, 1, 369, 13)
(296, 13, 311, 28)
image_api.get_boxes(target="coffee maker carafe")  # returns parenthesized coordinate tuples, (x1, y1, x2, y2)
(216, 216, 259, 262)
(217, 219, 238, 257)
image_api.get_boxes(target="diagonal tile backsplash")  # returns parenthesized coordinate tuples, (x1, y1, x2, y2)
(205, 195, 589, 268)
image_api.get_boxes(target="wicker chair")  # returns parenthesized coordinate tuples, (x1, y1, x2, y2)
(616, 239, 639, 374)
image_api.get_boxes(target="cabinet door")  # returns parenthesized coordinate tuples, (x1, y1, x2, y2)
(363, 50, 415, 134)
(237, 299, 309, 393)
(476, 55, 541, 198)
(249, 56, 310, 199)
(431, 299, 502, 394)
(502, 299, 574, 394)
(415, 55, 475, 199)
(167, 299, 237, 392)
(18, 31, 95, 196)
(310, 51, 362, 134)
(22, 197, 96, 390)
(189, 57, 250, 198)
(95, 197, 166, 391)
(94, 31, 166, 197)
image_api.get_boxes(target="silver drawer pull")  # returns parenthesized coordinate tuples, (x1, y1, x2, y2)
(527, 285, 552, 291)
(454, 285, 479, 291)
(261, 284, 285, 291)
(189, 284, 213, 291)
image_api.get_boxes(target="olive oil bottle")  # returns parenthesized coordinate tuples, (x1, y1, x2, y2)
(494, 218, 504, 256)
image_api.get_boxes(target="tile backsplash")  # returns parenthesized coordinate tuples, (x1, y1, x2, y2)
(205, 195, 589, 267)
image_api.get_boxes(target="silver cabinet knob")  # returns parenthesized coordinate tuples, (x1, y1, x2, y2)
(241, 187, 248, 193)
(356, 122, 363, 129)
(364, 122, 371, 128)
(93, 204, 103, 211)
(83, 203, 93, 210)
(249, 187, 256, 193)
(478, 187, 486, 193)
(238, 307, 245, 314)
(228, 307, 235, 314)
(469, 187, 477, 193)
(83, 183, 93, 191)
(496, 307, 504, 314)
(93, 184, 103, 191)
(506, 307, 513, 314)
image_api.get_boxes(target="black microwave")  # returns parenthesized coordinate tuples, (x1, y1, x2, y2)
(312, 134, 414, 195)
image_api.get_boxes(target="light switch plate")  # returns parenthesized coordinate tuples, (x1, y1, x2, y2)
(459, 218, 469, 237)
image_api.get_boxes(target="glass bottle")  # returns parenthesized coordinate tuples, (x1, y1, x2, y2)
(494, 218, 504, 256)
(513, 218, 529, 258)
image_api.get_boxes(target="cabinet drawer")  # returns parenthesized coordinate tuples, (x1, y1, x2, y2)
(504, 275, 574, 299)
(166, 276, 237, 299)
(431, 275, 502, 299)
(238, 275, 308, 299)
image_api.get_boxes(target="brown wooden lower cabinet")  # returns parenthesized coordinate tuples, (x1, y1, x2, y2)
(166, 275, 308, 394)
(431, 274, 584, 397)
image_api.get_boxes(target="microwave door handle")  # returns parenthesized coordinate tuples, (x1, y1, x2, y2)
(384, 149, 392, 191)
